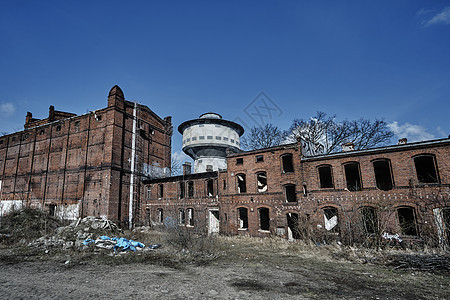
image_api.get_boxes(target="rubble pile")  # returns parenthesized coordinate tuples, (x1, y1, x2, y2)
(30, 216, 122, 249)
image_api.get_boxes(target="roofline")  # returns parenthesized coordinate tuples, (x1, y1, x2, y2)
(143, 171, 218, 184)
(302, 137, 450, 161)
(227, 142, 299, 157)
(178, 118, 244, 136)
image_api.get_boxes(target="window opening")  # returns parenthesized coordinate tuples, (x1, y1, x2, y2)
(158, 184, 164, 199)
(179, 182, 185, 199)
(179, 209, 186, 226)
(223, 179, 227, 190)
(323, 207, 338, 231)
(361, 207, 378, 235)
(188, 181, 194, 198)
(259, 207, 270, 231)
(282, 154, 294, 173)
(257, 172, 267, 192)
(236, 158, 243, 165)
(287, 213, 301, 240)
(398, 207, 418, 236)
(187, 208, 194, 226)
(414, 155, 439, 183)
(237, 174, 246, 193)
(56, 125, 61, 132)
(318, 165, 334, 188)
(157, 208, 163, 223)
(373, 159, 393, 191)
(238, 207, 248, 229)
(206, 165, 213, 171)
(442, 208, 450, 245)
(256, 155, 264, 162)
(48, 204, 56, 217)
(146, 185, 151, 200)
(344, 162, 362, 191)
(285, 184, 296, 202)
(207, 179, 214, 196)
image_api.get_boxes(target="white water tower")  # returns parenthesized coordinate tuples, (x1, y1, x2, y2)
(178, 113, 244, 173)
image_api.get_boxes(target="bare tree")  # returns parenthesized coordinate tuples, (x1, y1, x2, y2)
(240, 123, 285, 150)
(287, 112, 393, 154)
(171, 157, 182, 176)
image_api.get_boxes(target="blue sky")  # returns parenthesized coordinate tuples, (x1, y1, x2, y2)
(1, 1, 449, 162)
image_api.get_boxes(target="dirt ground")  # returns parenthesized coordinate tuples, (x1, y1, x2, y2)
(0, 234, 449, 300)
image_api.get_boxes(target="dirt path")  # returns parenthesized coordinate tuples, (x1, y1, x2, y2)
(0, 249, 448, 300)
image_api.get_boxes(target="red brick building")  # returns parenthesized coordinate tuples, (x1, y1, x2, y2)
(0, 86, 172, 227)
(145, 138, 450, 247)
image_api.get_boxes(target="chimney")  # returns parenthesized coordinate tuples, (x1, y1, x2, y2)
(182, 162, 192, 175)
(342, 142, 355, 152)
(25, 112, 32, 124)
(398, 138, 407, 145)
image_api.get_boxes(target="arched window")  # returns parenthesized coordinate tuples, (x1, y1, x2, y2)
(323, 207, 338, 232)
(344, 162, 362, 191)
(397, 207, 418, 236)
(256, 172, 267, 192)
(281, 154, 294, 173)
(259, 207, 270, 231)
(413, 154, 439, 184)
(237, 174, 246, 193)
(318, 165, 334, 189)
(373, 159, 394, 191)
(237, 207, 248, 229)
(206, 179, 214, 196)
(284, 184, 297, 202)
(361, 206, 378, 234)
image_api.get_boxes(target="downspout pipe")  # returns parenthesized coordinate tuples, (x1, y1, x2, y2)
(129, 102, 137, 229)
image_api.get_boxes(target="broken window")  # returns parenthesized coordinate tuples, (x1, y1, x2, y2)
(323, 207, 338, 232)
(318, 165, 334, 189)
(146, 185, 151, 200)
(414, 155, 439, 184)
(48, 204, 56, 217)
(256, 172, 267, 192)
(256, 155, 264, 162)
(158, 184, 164, 199)
(361, 206, 378, 235)
(259, 207, 270, 231)
(281, 154, 294, 173)
(179, 209, 186, 226)
(179, 182, 185, 199)
(442, 208, 450, 245)
(373, 159, 394, 191)
(344, 162, 362, 191)
(284, 184, 297, 202)
(206, 179, 214, 196)
(286, 213, 300, 240)
(398, 207, 418, 236)
(238, 207, 248, 229)
(237, 174, 246, 193)
(236, 158, 243, 165)
(188, 181, 194, 198)
(187, 208, 194, 226)
(157, 208, 163, 223)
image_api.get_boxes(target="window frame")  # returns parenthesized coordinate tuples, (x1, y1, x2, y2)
(317, 164, 334, 189)
(413, 154, 440, 184)
(281, 153, 294, 173)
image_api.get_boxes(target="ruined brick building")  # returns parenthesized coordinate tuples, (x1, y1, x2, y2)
(1, 86, 449, 246)
(144, 125, 450, 247)
(0, 86, 172, 227)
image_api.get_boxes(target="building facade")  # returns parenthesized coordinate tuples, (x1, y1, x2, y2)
(145, 138, 450, 247)
(0, 86, 173, 227)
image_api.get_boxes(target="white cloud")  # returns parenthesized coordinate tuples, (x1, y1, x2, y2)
(172, 151, 192, 163)
(0, 102, 15, 117)
(387, 121, 435, 143)
(424, 7, 450, 26)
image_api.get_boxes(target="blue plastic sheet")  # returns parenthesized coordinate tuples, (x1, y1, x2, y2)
(82, 236, 151, 252)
